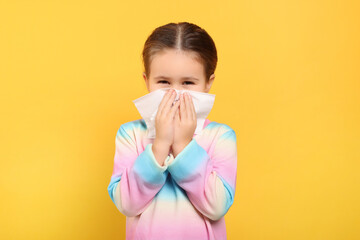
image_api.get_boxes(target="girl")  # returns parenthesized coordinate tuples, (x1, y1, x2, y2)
(107, 22, 237, 240)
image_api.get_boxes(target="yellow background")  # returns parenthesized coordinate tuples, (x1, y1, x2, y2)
(1, 0, 359, 239)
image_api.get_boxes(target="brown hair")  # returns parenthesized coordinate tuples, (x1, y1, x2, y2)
(142, 22, 218, 83)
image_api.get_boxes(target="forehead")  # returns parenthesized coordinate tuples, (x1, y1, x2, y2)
(150, 49, 205, 79)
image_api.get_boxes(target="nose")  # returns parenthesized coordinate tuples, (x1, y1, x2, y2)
(169, 88, 183, 100)
(175, 88, 187, 95)
(170, 87, 186, 93)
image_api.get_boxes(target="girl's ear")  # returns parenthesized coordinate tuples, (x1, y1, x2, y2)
(143, 72, 150, 92)
(205, 74, 215, 93)
(142, 72, 147, 81)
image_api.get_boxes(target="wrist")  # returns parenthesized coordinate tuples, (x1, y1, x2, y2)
(153, 139, 171, 164)
(153, 139, 171, 150)
(172, 139, 192, 157)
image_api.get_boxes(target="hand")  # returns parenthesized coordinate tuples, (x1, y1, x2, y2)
(152, 89, 181, 165)
(172, 92, 197, 157)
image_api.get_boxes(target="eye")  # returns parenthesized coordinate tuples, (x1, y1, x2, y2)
(158, 80, 169, 84)
(183, 81, 194, 85)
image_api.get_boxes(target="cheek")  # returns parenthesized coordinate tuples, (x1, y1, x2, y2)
(187, 85, 204, 92)
(148, 81, 160, 91)
(150, 85, 168, 92)
(150, 87, 159, 92)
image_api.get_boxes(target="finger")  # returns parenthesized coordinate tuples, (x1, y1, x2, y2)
(184, 92, 192, 120)
(158, 89, 175, 116)
(157, 89, 172, 116)
(174, 104, 180, 124)
(169, 98, 180, 119)
(175, 106, 180, 120)
(163, 89, 178, 114)
(179, 93, 187, 120)
(187, 93, 196, 120)
(174, 105, 180, 127)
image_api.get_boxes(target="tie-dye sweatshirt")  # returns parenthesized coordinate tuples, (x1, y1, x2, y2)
(107, 118, 237, 240)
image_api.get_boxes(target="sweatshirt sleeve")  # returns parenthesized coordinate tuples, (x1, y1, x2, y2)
(164, 128, 237, 221)
(107, 124, 171, 217)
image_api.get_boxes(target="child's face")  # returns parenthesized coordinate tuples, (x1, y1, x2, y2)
(143, 48, 214, 93)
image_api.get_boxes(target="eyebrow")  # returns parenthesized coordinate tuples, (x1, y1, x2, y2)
(154, 75, 199, 81)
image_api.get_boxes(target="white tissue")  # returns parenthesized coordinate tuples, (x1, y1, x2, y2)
(132, 87, 215, 138)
